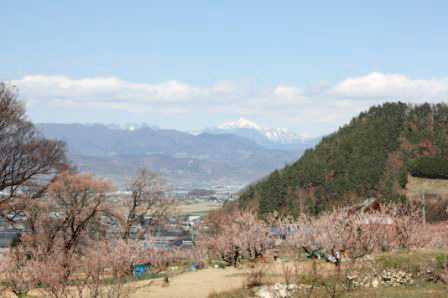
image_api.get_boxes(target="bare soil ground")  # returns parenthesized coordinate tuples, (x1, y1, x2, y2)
(131, 260, 338, 298)
(130, 266, 247, 298)
(0, 267, 246, 298)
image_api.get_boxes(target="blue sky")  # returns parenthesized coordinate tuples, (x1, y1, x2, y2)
(2, 1, 448, 136)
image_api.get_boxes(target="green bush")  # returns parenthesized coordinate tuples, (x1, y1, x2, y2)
(410, 157, 448, 179)
(399, 167, 408, 188)
(9, 233, 21, 248)
(435, 254, 448, 269)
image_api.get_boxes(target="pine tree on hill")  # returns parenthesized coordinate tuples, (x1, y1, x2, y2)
(238, 102, 448, 215)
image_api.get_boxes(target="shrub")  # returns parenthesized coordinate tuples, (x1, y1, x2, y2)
(410, 157, 448, 179)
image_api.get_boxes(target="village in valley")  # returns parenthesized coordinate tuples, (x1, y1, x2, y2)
(0, 184, 239, 249)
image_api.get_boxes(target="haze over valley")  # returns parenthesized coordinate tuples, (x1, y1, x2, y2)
(37, 118, 317, 188)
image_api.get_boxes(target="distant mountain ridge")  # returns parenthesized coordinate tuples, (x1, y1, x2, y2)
(105, 122, 160, 131)
(37, 123, 299, 187)
(192, 118, 320, 151)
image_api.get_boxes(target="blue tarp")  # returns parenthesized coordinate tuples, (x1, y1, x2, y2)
(133, 264, 150, 276)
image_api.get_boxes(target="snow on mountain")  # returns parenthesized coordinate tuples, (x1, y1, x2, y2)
(260, 127, 303, 144)
(105, 122, 159, 131)
(218, 118, 261, 130)
(194, 118, 319, 151)
(216, 118, 305, 144)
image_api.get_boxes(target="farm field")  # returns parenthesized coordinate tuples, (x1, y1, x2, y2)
(406, 176, 448, 199)
(178, 201, 222, 215)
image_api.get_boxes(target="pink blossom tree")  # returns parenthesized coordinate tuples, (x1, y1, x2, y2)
(204, 210, 275, 267)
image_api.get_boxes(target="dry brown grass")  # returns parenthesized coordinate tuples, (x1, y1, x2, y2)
(179, 201, 222, 215)
(406, 176, 448, 199)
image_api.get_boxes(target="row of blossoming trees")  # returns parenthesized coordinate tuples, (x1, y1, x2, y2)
(202, 205, 448, 296)
(203, 204, 447, 266)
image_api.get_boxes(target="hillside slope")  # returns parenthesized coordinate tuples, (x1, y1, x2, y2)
(238, 102, 448, 215)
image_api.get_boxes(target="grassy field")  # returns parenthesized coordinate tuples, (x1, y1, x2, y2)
(406, 176, 448, 199)
(208, 249, 448, 298)
(178, 201, 222, 215)
(209, 283, 448, 298)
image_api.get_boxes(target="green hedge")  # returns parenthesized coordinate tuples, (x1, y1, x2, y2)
(410, 157, 448, 179)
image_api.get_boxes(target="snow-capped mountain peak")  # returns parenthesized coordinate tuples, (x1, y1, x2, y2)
(218, 118, 261, 130)
(105, 122, 159, 131)
(190, 118, 320, 151)
(211, 118, 307, 146)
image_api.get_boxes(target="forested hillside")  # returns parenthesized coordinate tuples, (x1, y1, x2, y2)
(238, 102, 448, 215)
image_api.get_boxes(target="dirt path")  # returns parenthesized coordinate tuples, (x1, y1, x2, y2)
(131, 267, 248, 298)
(1, 260, 338, 298)
(1, 261, 332, 298)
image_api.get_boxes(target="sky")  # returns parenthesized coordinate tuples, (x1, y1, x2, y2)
(2, 0, 448, 137)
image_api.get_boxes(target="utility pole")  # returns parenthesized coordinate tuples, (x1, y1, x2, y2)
(422, 194, 426, 224)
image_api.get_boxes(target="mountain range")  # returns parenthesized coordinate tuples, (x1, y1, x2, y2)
(192, 118, 320, 151)
(37, 122, 312, 187)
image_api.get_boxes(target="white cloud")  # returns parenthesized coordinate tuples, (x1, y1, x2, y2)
(273, 86, 301, 98)
(12, 73, 448, 136)
(15, 75, 205, 104)
(330, 72, 448, 101)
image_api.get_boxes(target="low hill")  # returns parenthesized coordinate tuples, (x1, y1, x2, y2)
(37, 123, 299, 187)
(238, 102, 448, 215)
